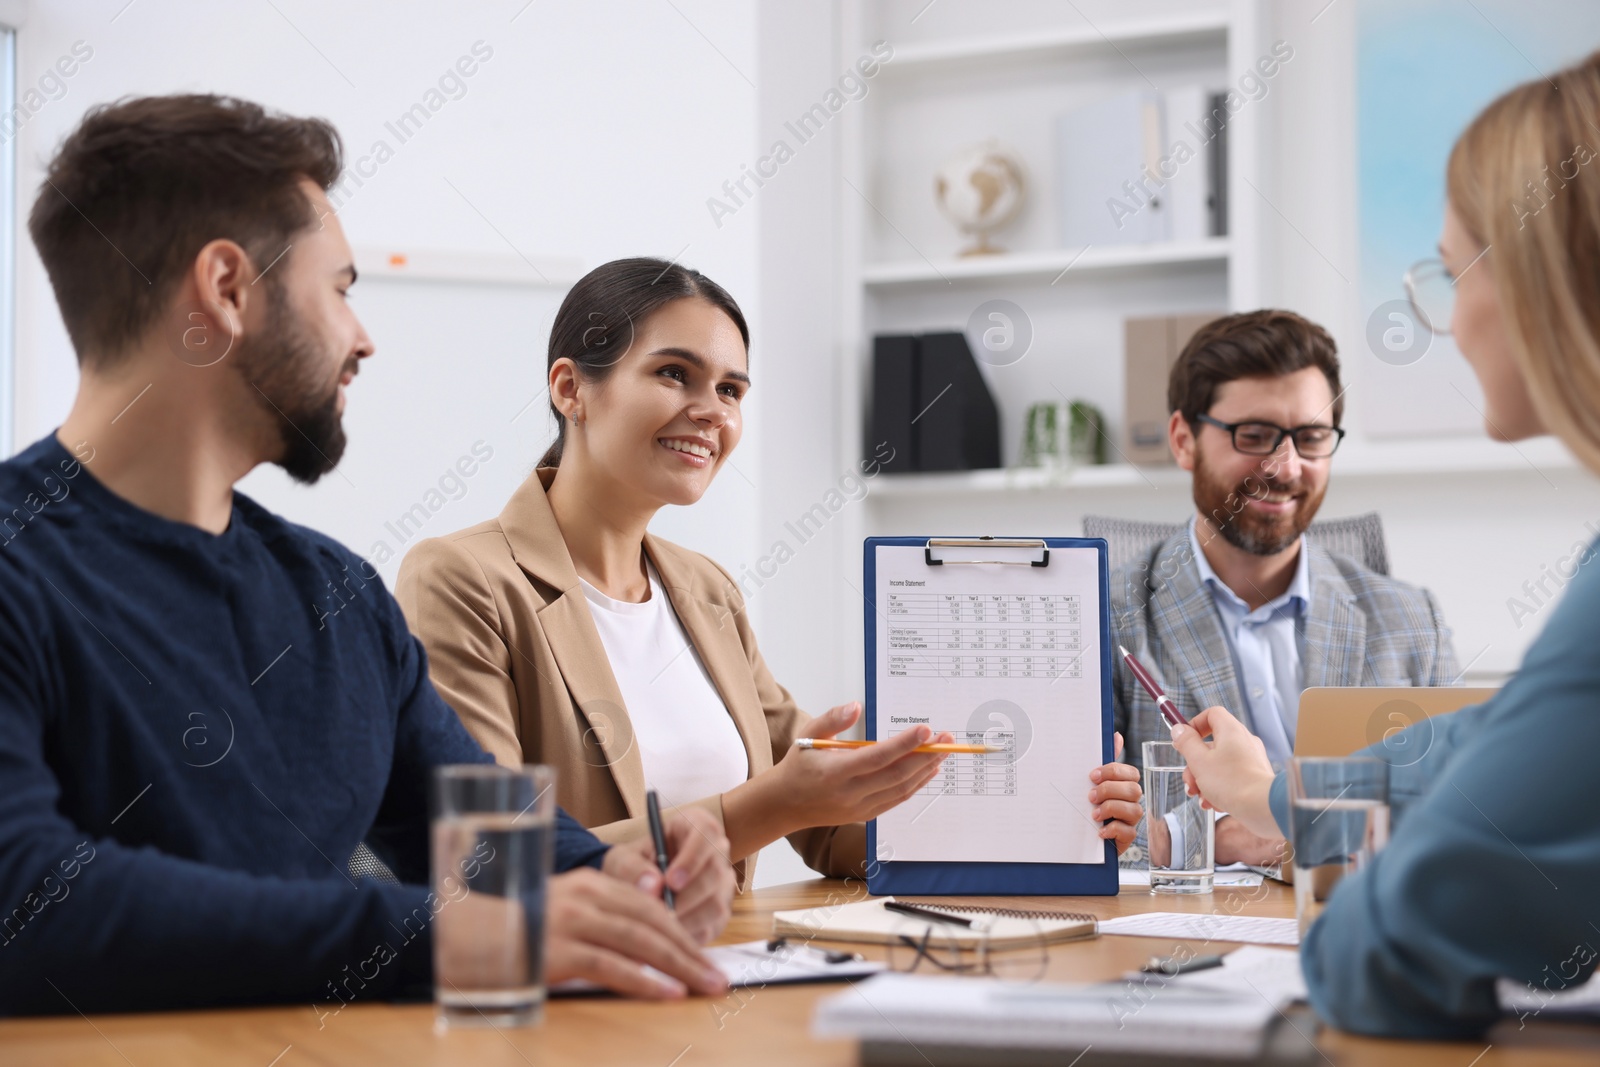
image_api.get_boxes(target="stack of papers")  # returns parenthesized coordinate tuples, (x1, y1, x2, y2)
(815, 946, 1313, 1061)
(816, 973, 1280, 1059)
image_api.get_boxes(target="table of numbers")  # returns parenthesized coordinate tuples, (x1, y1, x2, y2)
(885, 592, 1080, 625)
(914, 730, 1017, 797)
(885, 592, 1084, 682)
(884, 651, 1083, 680)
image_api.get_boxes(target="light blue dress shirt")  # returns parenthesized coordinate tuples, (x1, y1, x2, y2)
(1187, 518, 1312, 769)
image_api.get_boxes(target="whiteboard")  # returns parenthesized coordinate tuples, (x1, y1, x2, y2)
(237, 266, 572, 586)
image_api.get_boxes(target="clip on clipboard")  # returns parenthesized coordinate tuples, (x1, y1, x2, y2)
(864, 535, 1117, 896)
(925, 536, 1050, 568)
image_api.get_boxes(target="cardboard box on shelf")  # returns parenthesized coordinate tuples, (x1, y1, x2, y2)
(1124, 312, 1222, 465)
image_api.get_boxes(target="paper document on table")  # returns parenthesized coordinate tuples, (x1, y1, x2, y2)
(706, 940, 885, 987)
(1099, 912, 1300, 946)
(1148, 946, 1308, 1006)
(1499, 974, 1600, 1020)
(869, 542, 1107, 865)
(553, 940, 883, 995)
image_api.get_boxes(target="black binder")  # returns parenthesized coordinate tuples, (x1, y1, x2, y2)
(914, 331, 1001, 471)
(868, 334, 918, 473)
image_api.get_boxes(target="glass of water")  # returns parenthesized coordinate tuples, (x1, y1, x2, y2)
(1143, 740, 1214, 894)
(1288, 757, 1389, 939)
(431, 764, 556, 1029)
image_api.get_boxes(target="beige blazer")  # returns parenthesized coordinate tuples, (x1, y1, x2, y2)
(394, 468, 864, 889)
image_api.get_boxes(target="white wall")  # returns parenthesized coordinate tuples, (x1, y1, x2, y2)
(6, 0, 761, 574)
(4, 0, 848, 887)
(5, 0, 794, 870)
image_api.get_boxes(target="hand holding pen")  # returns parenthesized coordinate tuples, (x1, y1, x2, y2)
(734, 702, 957, 832)
(600, 796, 734, 945)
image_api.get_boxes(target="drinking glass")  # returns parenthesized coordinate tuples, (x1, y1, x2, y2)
(432, 764, 556, 1029)
(1288, 757, 1389, 939)
(1143, 740, 1214, 894)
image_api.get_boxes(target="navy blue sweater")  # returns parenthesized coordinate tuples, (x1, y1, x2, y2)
(0, 435, 608, 1015)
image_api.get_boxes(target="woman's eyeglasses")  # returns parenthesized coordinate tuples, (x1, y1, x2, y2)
(1403, 257, 1456, 335)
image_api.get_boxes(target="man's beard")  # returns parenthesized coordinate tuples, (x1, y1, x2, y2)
(238, 286, 350, 486)
(1192, 447, 1325, 556)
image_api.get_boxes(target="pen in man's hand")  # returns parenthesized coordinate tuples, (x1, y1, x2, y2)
(645, 788, 675, 911)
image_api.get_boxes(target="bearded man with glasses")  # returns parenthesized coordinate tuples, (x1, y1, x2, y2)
(1111, 310, 1460, 868)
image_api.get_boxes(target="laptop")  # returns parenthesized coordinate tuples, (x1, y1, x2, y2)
(1245, 686, 1498, 881)
(1293, 686, 1497, 759)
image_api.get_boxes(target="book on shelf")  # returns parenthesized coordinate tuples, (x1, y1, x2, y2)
(1054, 85, 1231, 249)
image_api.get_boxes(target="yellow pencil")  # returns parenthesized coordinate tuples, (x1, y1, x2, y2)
(794, 738, 1002, 755)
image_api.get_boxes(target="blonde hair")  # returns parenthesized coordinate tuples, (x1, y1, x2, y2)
(1448, 50, 1600, 473)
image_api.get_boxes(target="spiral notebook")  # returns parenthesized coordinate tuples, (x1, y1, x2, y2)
(773, 897, 1097, 949)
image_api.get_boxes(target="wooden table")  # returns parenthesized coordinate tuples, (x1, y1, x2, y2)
(3, 877, 1598, 1065)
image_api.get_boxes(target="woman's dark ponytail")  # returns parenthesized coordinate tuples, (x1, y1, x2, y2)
(537, 258, 749, 467)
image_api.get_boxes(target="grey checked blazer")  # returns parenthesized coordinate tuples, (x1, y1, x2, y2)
(1111, 530, 1460, 863)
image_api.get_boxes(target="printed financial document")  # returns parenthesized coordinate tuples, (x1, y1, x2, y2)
(870, 542, 1107, 865)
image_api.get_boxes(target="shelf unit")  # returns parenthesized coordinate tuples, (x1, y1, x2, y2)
(836, 1, 1574, 514)
(837, 0, 1264, 523)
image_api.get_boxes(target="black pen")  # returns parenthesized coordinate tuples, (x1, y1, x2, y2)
(884, 900, 971, 927)
(1141, 953, 1225, 976)
(645, 788, 675, 911)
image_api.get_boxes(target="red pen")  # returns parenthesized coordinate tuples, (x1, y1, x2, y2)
(1118, 644, 1188, 733)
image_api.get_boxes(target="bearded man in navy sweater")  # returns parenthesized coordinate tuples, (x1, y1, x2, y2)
(0, 94, 733, 1015)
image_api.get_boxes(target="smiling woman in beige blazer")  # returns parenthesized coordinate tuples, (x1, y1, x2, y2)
(396, 258, 1144, 889)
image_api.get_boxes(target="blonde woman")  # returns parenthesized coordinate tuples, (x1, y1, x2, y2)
(396, 258, 1144, 888)
(1174, 52, 1600, 1037)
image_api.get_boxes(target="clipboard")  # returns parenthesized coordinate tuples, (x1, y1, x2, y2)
(863, 536, 1116, 896)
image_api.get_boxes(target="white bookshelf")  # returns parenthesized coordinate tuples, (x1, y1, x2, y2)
(837, 0, 1265, 529)
(835, 1, 1572, 524)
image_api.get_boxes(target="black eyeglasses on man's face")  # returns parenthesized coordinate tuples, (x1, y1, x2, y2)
(1194, 413, 1345, 459)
